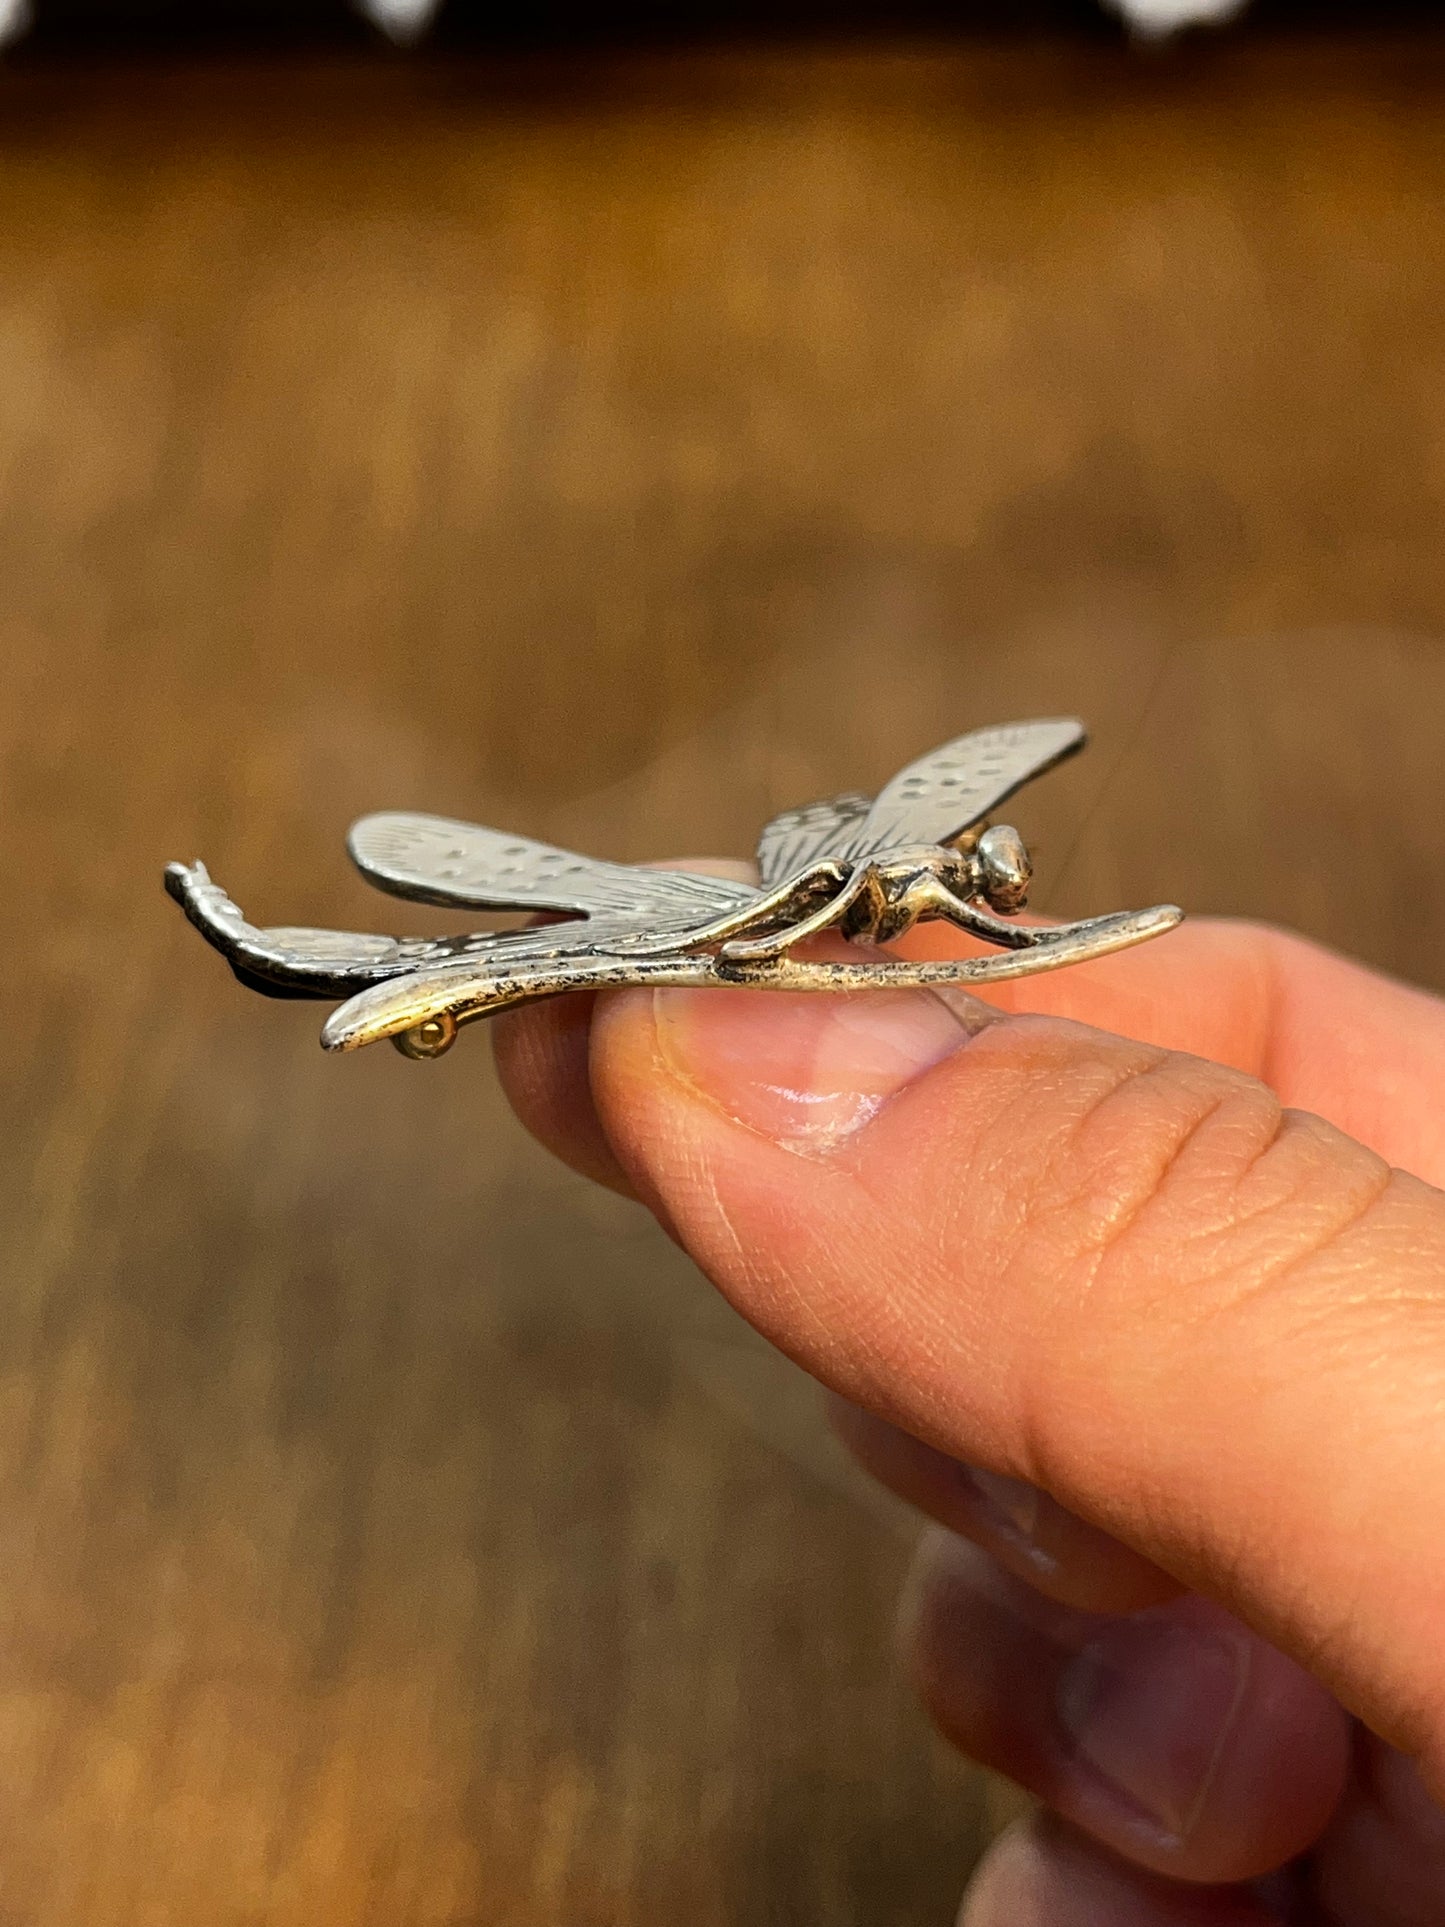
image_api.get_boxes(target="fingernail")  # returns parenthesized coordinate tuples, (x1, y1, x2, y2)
(652, 986, 993, 1150)
(962, 1466, 1041, 1541)
(1055, 1607, 1249, 1845)
(957, 1467, 1058, 1575)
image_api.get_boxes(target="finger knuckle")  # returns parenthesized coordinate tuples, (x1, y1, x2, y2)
(972, 1020, 1400, 1430)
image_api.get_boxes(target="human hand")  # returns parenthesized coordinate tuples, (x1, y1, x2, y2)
(494, 908, 1445, 1924)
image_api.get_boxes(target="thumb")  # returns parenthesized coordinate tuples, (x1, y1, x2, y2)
(587, 981, 1445, 1774)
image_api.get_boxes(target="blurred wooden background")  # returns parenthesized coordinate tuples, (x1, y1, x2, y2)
(4, 27, 1445, 1926)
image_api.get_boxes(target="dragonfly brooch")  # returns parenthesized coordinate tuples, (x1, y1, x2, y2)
(165, 718, 1181, 1060)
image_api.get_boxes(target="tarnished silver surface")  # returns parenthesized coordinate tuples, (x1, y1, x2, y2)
(165, 719, 1182, 1059)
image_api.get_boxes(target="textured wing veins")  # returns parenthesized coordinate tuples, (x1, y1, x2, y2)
(349, 812, 756, 928)
(837, 719, 1087, 861)
(755, 793, 870, 889)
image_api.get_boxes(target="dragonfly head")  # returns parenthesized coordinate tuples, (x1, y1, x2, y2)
(975, 823, 1032, 913)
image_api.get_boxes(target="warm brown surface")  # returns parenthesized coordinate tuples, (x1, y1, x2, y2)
(4, 34, 1445, 1926)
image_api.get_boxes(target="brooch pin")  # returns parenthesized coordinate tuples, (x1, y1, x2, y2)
(166, 718, 1181, 1061)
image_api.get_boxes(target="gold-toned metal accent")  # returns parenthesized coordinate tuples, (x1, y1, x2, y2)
(392, 1014, 458, 1060)
(165, 719, 1183, 1058)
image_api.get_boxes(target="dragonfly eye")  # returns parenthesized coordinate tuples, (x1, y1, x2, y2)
(977, 824, 1032, 913)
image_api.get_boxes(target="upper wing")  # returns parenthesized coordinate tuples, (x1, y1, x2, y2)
(349, 812, 755, 925)
(836, 719, 1087, 862)
(755, 793, 870, 890)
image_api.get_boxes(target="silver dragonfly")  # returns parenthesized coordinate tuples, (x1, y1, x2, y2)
(165, 718, 1181, 1060)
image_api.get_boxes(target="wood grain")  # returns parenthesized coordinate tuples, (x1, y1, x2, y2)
(3, 34, 1445, 1925)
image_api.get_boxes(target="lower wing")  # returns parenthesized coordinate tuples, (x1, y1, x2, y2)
(165, 861, 607, 998)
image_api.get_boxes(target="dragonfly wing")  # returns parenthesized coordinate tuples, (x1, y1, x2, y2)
(755, 793, 871, 889)
(349, 812, 756, 922)
(233, 925, 585, 997)
(837, 719, 1087, 861)
(166, 859, 611, 998)
(320, 935, 685, 1052)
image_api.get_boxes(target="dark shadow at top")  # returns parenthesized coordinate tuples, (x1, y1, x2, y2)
(13, 0, 1445, 59)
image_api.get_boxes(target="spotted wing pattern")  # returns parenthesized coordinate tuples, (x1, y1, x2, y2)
(754, 793, 870, 890)
(349, 813, 756, 926)
(835, 719, 1087, 863)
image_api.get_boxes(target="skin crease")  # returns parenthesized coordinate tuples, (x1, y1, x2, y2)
(491, 910, 1445, 1926)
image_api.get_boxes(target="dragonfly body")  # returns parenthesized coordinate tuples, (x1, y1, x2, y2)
(165, 719, 1182, 1059)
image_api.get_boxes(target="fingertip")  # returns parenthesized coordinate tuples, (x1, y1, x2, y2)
(588, 984, 881, 1356)
(907, 1535, 1349, 1885)
(492, 994, 637, 1196)
(827, 1396, 1181, 1613)
(488, 857, 757, 1193)
(960, 1818, 1285, 1926)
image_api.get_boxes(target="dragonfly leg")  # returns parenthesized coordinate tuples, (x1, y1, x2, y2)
(616, 860, 848, 957)
(754, 904, 1185, 989)
(915, 886, 1056, 950)
(718, 865, 875, 962)
(926, 890, 1178, 954)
